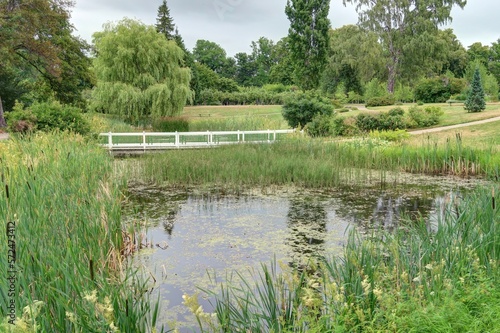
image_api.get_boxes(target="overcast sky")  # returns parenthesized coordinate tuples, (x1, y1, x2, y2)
(70, 0, 500, 57)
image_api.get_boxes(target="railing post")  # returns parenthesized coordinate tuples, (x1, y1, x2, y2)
(273, 130, 276, 141)
(108, 132, 112, 150)
(207, 130, 211, 145)
(267, 129, 271, 143)
(237, 130, 240, 142)
(142, 131, 146, 151)
(175, 131, 179, 148)
(242, 131, 245, 143)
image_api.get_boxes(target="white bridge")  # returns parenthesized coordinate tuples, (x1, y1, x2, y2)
(100, 129, 296, 151)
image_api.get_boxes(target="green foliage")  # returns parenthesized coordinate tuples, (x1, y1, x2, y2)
(464, 67, 486, 112)
(407, 105, 443, 127)
(285, 0, 331, 90)
(198, 87, 294, 106)
(91, 19, 192, 122)
(369, 129, 410, 142)
(414, 77, 465, 103)
(344, 0, 467, 93)
(305, 113, 334, 137)
(365, 95, 395, 107)
(6, 101, 90, 135)
(282, 92, 334, 128)
(0, 133, 159, 331)
(363, 78, 386, 101)
(332, 117, 359, 136)
(193, 39, 231, 76)
(394, 83, 414, 103)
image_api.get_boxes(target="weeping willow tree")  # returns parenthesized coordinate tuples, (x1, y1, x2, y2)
(91, 18, 192, 122)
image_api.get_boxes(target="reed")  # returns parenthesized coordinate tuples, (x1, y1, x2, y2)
(0, 133, 159, 332)
(126, 136, 499, 189)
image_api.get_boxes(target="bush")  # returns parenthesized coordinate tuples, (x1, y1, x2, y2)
(6, 101, 90, 135)
(332, 117, 358, 136)
(365, 95, 395, 107)
(152, 117, 190, 132)
(355, 113, 380, 132)
(282, 92, 334, 128)
(407, 105, 443, 128)
(305, 113, 334, 137)
(369, 129, 410, 142)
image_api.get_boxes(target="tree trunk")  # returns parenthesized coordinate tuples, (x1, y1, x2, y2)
(0, 95, 7, 128)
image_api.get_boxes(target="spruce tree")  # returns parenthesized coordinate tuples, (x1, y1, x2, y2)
(156, 0, 175, 40)
(285, 0, 331, 90)
(464, 67, 486, 113)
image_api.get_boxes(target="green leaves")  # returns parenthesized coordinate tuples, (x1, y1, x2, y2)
(285, 0, 331, 90)
(91, 19, 192, 122)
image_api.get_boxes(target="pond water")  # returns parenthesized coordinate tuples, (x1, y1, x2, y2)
(122, 175, 481, 331)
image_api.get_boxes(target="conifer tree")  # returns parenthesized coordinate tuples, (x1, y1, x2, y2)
(464, 67, 486, 113)
(285, 0, 331, 90)
(156, 0, 175, 40)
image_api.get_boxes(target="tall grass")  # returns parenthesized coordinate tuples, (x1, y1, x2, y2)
(0, 133, 158, 332)
(125, 136, 499, 189)
(190, 185, 499, 332)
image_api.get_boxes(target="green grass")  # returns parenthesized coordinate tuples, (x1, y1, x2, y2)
(0, 133, 159, 332)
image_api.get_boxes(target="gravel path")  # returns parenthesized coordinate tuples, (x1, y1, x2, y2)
(408, 116, 500, 135)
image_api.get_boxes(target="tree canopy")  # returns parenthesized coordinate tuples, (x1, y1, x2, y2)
(91, 19, 192, 122)
(343, 0, 467, 93)
(0, 0, 92, 126)
(285, 0, 331, 90)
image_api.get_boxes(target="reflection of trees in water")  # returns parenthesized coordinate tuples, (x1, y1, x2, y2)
(285, 198, 327, 266)
(123, 185, 188, 238)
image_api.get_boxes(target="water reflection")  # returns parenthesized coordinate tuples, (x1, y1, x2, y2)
(285, 198, 327, 265)
(121, 178, 479, 332)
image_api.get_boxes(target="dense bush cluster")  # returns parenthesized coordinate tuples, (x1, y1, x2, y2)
(305, 105, 444, 138)
(365, 95, 396, 107)
(196, 84, 297, 106)
(5, 101, 90, 135)
(413, 77, 466, 103)
(282, 92, 334, 129)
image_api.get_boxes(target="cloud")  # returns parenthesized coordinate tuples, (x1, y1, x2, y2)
(69, 0, 500, 57)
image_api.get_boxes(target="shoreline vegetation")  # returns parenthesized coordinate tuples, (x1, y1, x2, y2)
(1, 127, 498, 332)
(0, 133, 159, 332)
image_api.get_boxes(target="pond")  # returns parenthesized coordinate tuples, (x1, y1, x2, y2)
(122, 174, 481, 331)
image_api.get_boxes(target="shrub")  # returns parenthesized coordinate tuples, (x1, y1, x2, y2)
(407, 105, 443, 128)
(355, 113, 381, 132)
(332, 116, 358, 136)
(305, 113, 334, 137)
(369, 129, 410, 142)
(282, 92, 334, 128)
(365, 95, 395, 107)
(152, 117, 190, 132)
(6, 101, 90, 135)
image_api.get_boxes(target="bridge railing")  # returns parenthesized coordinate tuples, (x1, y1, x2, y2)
(99, 129, 297, 150)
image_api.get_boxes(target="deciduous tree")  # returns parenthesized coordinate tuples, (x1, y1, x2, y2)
(343, 0, 467, 93)
(0, 0, 91, 126)
(285, 0, 331, 90)
(91, 19, 192, 122)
